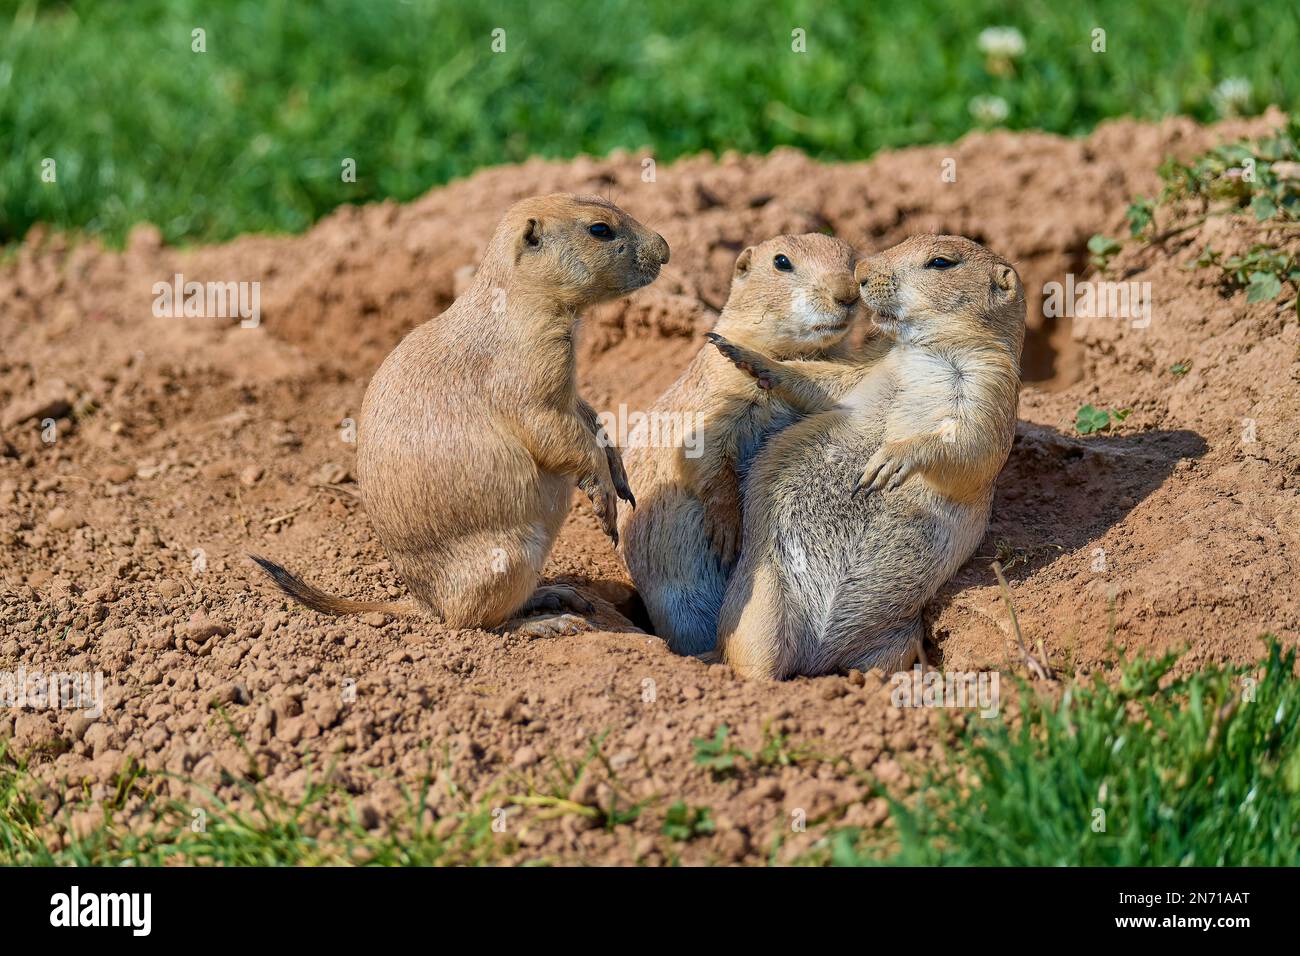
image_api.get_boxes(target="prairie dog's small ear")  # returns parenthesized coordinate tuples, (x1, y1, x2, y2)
(993, 263, 1018, 294)
(523, 218, 542, 248)
(514, 217, 543, 263)
(734, 246, 754, 278)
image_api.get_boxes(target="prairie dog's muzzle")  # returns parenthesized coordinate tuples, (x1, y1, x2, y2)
(855, 258, 898, 313)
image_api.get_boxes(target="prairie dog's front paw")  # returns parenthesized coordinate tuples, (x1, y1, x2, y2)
(604, 444, 636, 509)
(706, 333, 775, 391)
(580, 474, 620, 544)
(854, 442, 915, 496)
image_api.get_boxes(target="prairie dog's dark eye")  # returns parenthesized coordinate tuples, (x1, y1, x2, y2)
(926, 256, 958, 269)
(588, 223, 615, 239)
(773, 254, 793, 272)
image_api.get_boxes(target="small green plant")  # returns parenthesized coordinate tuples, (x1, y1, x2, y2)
(1194, 244, 1298, 306)
(1087, 234, 1123, 270)
(510, 734, 646, 829)
(1166, 125, 1298, 220)
(755, 727, 813, 769)
(1075, 404, 1131, 435)
(990, 538, 1031, 573)
(1170, 359, 1191, 376)
(1127, 119, 1299, 242)
(662, 801, 716, 842)
(981, 538, 1063, 576)
(1125, 199, 1156, 238)
(692, 725, 751, 778)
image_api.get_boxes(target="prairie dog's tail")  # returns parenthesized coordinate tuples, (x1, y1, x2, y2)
(249, 554, 416, 617)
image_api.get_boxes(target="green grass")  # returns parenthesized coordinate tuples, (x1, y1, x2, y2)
(3, 0, 1299, 246)
(0, 749, 513, 865)
(830, 641, 1300, 866)
(0, 729, 646, 866)
(5, 644, 1299, 864)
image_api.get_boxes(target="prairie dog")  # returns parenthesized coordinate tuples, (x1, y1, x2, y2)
(710, 235, 1025, 679)
(254, 194, 669, 635)
(618, 234, 865, 655)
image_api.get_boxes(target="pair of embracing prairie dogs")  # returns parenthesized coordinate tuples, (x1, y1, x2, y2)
(254, 193, 1026, 681)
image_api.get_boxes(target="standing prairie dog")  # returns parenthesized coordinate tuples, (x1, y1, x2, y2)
(618, 234, 869, 656)
(710, 236, 1025, 679)
(253, 194, 669, 635)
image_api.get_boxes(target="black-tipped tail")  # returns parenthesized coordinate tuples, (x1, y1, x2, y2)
(248, 553, 410, 617)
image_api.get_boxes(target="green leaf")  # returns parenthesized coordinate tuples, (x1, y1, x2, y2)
(1245, 271, 1283, 303)
(1193, 246, 1220, 269)
(1075, 404, 1112, 435)
(1251, 194, 1278, 221)
(1125, 200, 1154, 238)
(662, 801, 715, 841)
(1087, 234, 1121, 256)
(1087, 234, 1123, 269)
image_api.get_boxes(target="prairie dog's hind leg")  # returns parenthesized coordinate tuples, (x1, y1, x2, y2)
(716, 562, 793, 680)
(842, 615, 924, 675)
(502, 613, 591, 639)
(520, 584, 594, 615)
(498, 583, 601, 638)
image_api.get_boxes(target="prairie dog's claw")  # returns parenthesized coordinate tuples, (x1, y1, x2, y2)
(854, 444, 912, 496)
(615, 478, 636, 510)
(708, 334, 774, 390)
(606, 449, 636, 509)
(580, 475, 620, 544)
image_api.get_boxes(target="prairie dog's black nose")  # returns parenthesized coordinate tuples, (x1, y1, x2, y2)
(831, 275, 859, 306)
(652, 233, 670, 265)
(854, 258, 875, 286)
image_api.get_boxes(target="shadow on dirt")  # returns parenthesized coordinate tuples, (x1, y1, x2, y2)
(927, 422, 1210, 662)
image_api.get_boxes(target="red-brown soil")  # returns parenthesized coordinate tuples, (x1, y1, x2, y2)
(2, 110, 1296, 863)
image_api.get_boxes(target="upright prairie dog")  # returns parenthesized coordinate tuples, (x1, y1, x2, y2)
(710, 235, 1025, 679)
(619, 234, 868, 656)
(254, 194, 669, 635)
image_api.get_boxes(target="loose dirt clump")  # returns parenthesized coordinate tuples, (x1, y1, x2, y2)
(1, 111, 1296, 864)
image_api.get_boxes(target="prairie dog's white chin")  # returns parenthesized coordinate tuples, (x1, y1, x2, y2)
(795, 307, 854, 339)
(873, 308, 916, 338)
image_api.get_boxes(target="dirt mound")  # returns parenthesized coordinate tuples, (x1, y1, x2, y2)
(1, 111, 1296, 864)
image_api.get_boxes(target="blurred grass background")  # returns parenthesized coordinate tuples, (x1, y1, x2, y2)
(2, 0, 1297, 246)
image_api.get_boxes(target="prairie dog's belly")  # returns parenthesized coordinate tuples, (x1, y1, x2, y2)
(771, 429, 879, 547)
(358, 400, 555, 546)
(755, 413, 884, 509)
(763, 413, 992, 601)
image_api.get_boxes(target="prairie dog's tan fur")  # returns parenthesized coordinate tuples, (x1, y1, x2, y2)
(618, 234, 866, 655)
(254, 194, 669, 633)
(711, 235, 1025, 679)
